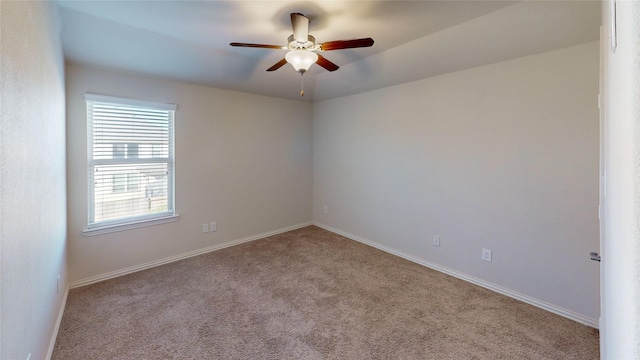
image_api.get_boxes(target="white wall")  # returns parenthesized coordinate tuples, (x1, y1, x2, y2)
(313, 42, 600, 324)
(0, 1, 68, 359)
(66, 65, 313, 283)
(601, 1, 640, 357)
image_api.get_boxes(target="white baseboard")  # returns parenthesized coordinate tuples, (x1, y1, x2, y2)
(47, 285, 69, 360)
(313, 221, 599, 329)
(69, 222, 313, 289)
(67, 220, 599, 329)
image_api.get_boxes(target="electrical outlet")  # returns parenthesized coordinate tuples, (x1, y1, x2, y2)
(210, 222, 216, 232)
(482, 248, 492, 262)
(323, 206, 328, 214)
(202, 223, 209, 233)
(433, 236, 440, 247)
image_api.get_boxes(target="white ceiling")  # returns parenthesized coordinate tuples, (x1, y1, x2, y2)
(56, 1, 601, 102)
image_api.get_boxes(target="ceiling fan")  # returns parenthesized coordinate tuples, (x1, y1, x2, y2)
(230, 13, 374, 96)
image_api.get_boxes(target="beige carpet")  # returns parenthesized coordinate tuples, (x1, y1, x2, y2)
(53, 226, 599, 359)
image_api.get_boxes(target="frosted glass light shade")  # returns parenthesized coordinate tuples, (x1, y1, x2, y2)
(285, 50, 318, 73)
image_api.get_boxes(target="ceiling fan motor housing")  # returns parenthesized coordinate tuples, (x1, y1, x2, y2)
(288, 35, 316, 50)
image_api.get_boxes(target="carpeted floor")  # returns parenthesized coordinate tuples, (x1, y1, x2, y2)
(53, 226, 599, 359)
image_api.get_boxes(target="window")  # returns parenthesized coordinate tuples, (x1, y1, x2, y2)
(112, 174, 126, 193)
(127, 173, 140, 192)
(111, 173, 140, 193)
(85, 94, 178, 233)
(113, 143, 126, 159)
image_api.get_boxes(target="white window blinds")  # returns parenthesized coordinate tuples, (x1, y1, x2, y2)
(86, 94, 176, 228)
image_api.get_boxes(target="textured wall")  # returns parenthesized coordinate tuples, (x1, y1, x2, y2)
(66, 65, 313, 283)
(601, 1, 640, 357)
(313, 42, 600, 323)
(0, 1, 68, 359)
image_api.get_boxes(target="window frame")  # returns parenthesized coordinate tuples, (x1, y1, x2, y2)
(83, 93, 179, 236)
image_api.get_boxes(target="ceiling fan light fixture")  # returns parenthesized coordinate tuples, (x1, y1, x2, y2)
(285, 50, 318, 73)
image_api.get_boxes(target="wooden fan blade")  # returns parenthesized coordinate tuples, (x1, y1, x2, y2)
(316, 54, 339, 72)
(320, 38, 374, 51)
(230, 42, 283, 49)
(290, 13, 309, 43)
(266, 58, 288, 72)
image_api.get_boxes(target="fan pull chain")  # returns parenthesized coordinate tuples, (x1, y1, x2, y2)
(300, 73, 305, 97)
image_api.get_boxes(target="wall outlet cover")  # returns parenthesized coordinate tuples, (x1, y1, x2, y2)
(482, 248, 492, 262)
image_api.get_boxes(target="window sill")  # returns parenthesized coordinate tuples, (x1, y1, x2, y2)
(83, 214, 180, 237)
